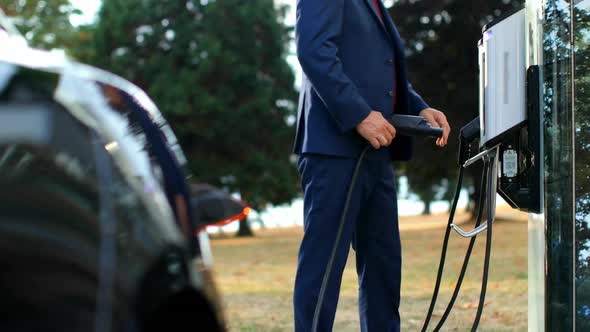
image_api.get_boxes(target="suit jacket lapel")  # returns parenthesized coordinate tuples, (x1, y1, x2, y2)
(363, 0, 390, 38)
(377, 1, 403, 47)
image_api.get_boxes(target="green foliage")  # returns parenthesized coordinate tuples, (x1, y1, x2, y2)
(0, 0, 81, 50)
(571, 4, 590, 327)
(91, 0, 299, 210)
(388, 0, 525, 213)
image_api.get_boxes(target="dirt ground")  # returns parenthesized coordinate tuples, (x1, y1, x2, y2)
(210, 208, 528, 331)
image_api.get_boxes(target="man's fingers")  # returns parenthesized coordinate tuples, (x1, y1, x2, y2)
(383, 130, 393, 145)
(376, 135, 388, 147)
(370, 138, 380, 149)
(419, 108, 451, 147)
(385, 122, 396, 139)
(433, 113, 451, 146)
(423, 113, 444, 146)
(440, 121, 451, 145)
(443, 123, 451, 145)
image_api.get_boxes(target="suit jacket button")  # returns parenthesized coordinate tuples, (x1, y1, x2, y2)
(387, 90, 395, 97)
(387, 59, 394, 64)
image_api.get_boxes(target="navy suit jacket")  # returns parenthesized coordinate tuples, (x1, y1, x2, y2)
(293, 0, 429, 160)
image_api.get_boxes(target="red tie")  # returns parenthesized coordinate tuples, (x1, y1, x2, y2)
(372, 0, 384, 20)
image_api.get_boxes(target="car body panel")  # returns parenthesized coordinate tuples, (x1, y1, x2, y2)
(0, 17, 226, 331)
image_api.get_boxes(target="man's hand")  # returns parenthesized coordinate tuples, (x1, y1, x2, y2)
(356, 111, 397, 149)
(419, 108, 451, 147)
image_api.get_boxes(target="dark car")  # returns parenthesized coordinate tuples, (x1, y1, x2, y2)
(0, 14, 242, 332)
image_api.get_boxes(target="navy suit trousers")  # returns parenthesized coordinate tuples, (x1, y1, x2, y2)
(293, 150, 401, 332)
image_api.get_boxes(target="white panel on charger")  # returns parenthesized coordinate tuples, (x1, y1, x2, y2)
(479, 9, 526, 146)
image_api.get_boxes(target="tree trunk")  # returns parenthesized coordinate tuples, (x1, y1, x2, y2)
(236, 216, 254, 237)
(422, 199, 432, 215)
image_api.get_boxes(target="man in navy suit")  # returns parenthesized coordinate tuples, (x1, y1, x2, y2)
(293, 0, 451, 331)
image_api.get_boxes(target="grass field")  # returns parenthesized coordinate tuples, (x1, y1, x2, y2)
(210, 209, 528, 331)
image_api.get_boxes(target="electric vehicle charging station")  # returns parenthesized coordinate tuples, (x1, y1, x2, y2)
(357, 0, 590, 330)
(474, 0, 590, 330)
(426, 0, 590, 330)
(450, 7, 541, 238)
(420, 2, 548, 330)
(417, 9, 537, 329)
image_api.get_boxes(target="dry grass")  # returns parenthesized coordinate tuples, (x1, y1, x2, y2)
(211, 208, 528, 331)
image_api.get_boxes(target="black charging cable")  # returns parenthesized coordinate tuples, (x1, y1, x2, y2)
(421, 116, 496, 332)
(420, 161, 466, 332)
(470, 162, 494, 332)
(311, 145, 370, 332)
(421, 117, 480, 331)
(431, 161, 488, 331)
